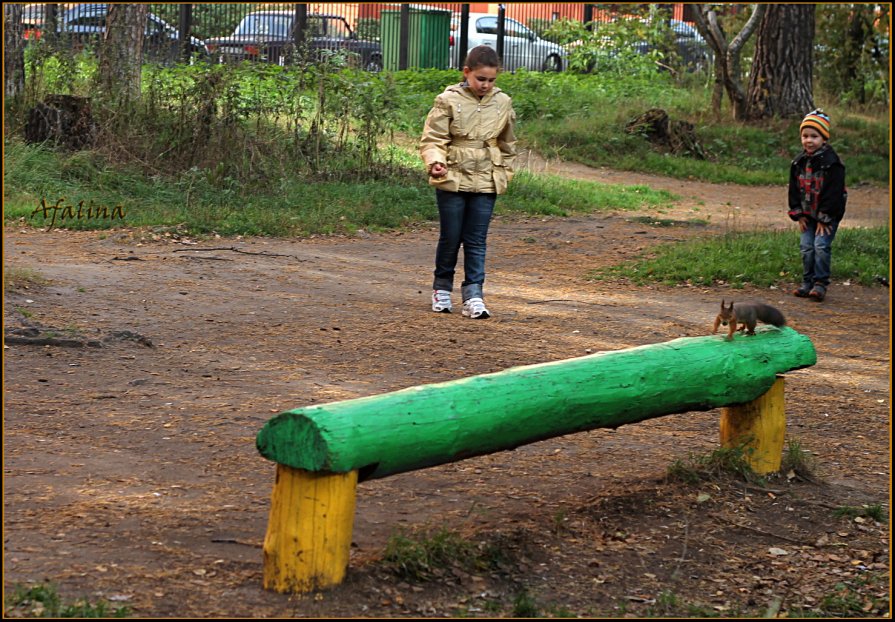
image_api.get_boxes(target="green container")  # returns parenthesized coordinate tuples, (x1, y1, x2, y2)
(381, 8, 451, 71)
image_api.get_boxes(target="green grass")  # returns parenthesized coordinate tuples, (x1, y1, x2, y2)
(510, 75, 888, 186)
(589, 227, 889, 288)
(512, 589, 541, 618)
(502, 171, 677, 216)
(780, 439, 819, 481)
(667, 445, 761, 484)
(4, 141, 678, 236)
(833, 503, 887, 522)
(787, 574, 890, 617)
(380, 527, 510, 582)
(3, 582, 130, 618)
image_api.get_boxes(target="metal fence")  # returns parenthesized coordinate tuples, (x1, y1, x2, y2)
(24, 3, 699, 72)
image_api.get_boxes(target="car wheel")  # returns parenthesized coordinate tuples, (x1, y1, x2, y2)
(542, 54, 562, 72)
(366, 55, 382, 72)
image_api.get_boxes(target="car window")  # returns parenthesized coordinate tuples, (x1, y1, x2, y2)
(307, 17, 326, 38)
(325, 17, 350, 40)
(475, 16, 531, 38)
(504, 18, 531, 39)
(234, 14, 292, 38)
(475, 16, 497, 35)
(67, 15, 106, 29)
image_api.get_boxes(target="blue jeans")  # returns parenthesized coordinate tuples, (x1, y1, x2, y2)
(432, 189, 496, 301)
(799, 219, 839, 287)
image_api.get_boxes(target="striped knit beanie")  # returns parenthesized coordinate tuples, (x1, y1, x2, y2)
(800, 109, 831, 139)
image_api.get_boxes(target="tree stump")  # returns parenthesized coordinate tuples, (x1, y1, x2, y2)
(24, 94, 96, 150)
(625, 108, 706, 159)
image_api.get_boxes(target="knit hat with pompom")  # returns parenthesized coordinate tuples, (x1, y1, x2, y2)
(800, 109, 831, 139)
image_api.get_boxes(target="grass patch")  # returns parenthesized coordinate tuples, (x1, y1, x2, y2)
(502, 171, 677, 217)
(512, 589, 540, 618)
(667, 445, 761, 484)
(787, 574, 890, 617)
(380, 527, 511, 582)
(780, 439, 819, 482)
(4, 141, 677, 237)
(511, 73, 888, 186)
(589, 227, 889, 288)
(3, 582, 130, 618)
(4, 266, 49, 292)
(834, 503, 887, 522)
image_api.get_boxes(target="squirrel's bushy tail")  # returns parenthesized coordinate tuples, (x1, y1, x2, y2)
(757, 303, 786, 327)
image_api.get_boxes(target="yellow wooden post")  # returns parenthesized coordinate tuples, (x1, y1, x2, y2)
(719, 375, 786, 475)
(262, 465, 358, 593)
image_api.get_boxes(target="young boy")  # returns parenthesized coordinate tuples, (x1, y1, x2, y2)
(788, 109, 847, 302)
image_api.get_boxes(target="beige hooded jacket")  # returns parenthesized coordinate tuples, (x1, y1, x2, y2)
(419, 82, 517, 194)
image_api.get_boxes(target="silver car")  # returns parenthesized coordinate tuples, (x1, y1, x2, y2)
(450, 13, 566, 72)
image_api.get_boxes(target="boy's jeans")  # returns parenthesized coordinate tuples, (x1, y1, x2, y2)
(800, 219, 839, 287)
(432, 189, 496, 301)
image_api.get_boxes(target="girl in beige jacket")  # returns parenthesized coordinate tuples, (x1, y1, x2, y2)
(420, 45, 517, 319)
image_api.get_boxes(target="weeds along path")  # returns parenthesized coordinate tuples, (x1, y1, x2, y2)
(2, 158, 890, 617)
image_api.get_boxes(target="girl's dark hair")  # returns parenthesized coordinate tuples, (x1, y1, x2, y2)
(464, 45, 501, 71)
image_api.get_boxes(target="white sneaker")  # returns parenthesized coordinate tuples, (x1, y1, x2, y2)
(432, 289, 452, 313)
(462, 297, 490, 319)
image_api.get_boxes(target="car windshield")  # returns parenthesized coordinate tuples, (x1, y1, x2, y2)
(234, 14, 292, 37)
(475, 16, 533, 39)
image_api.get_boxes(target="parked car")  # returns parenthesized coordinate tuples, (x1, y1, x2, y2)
(205, 11, 383, 71)
(450, 13, 566, 72)
(632, 19, 711, 70)
(58, 4, 207, 63)
(564, 17, 709, 73)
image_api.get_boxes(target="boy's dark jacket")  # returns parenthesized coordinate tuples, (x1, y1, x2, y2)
(788, 144, 847, 224)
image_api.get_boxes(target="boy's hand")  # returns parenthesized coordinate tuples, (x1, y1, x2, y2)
(815, 221, 832, 236)
(798, 217, 810, 233)
(429, 163, 447, 178)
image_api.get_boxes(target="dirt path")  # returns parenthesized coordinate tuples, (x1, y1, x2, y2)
(3, 159, 890, 617)
(517, 150, 890, 230)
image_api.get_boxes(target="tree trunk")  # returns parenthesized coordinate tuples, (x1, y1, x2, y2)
(98, 4, 147, 107)
(692, 4, 765, 120)
(4, 3, 26, 101)
(746, 4, 815, 120)
(843, 5, 875, 105)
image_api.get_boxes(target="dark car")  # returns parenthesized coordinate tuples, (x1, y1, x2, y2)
(58, 3, 207, 63)
(206, 11, 382, 71)
(632, 19, 711, 71)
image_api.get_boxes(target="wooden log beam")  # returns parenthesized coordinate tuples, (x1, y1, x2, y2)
(257, 327, 815, 481)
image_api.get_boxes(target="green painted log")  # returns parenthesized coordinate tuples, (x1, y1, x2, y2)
(257, 327, 815, 481)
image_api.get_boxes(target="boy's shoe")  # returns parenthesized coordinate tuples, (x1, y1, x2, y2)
(432, 290, 452, 313)
(793, 283, 812, 297)
(462, 297, 490, 319)
(808, 285, 826, 302)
